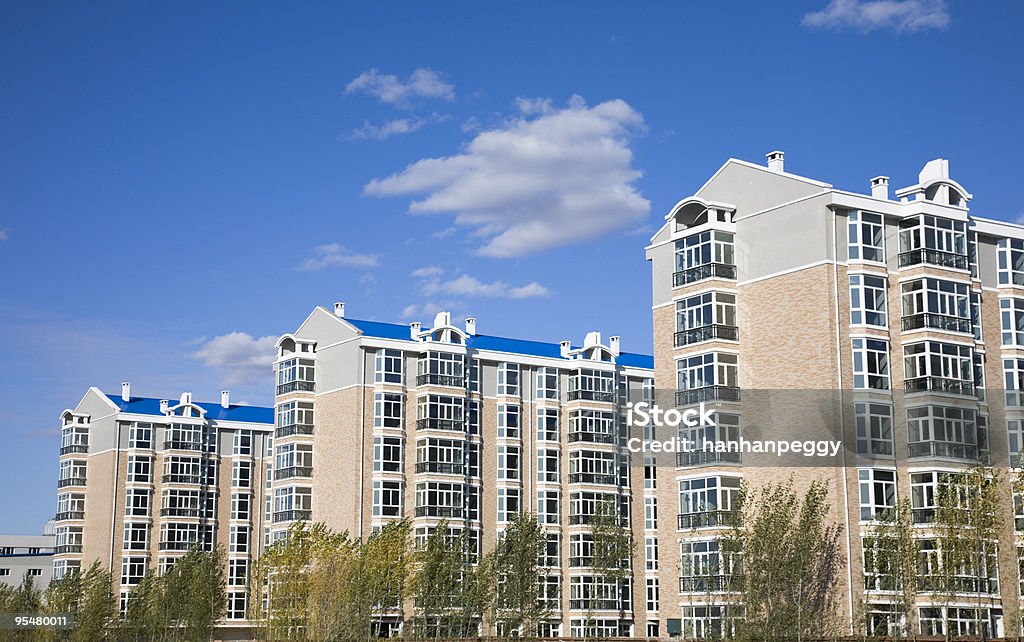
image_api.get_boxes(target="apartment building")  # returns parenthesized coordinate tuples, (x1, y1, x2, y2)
(646, 152, 1024, 638)
(53, 386, 273, 627)
(272, 305, 654, 636)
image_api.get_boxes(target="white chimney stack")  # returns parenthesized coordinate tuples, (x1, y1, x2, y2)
(609, 336, 621, 356)
(180, 392, 192, 405)
(560, 340, 572, 358)
(465, 317, 477, 336)
(221, 390, 231, 409)
(333, 302, 345, 318)
(766, 150, 785, 172)
(870, 176, 890, 200)
(121, 382, 131, 402)
(159, 400, 169, 414)
(410, 322, 421, 339)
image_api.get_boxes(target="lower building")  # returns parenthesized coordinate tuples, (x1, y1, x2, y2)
(0, 525, 55, 591)
(53, 385, 273, 624)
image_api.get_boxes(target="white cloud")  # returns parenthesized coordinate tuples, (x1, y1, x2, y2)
(411, 266, 444, 278)
(802, 0, 950, 32)
(0, 229, 8, 241)
(349, 114, 447, 141)
(296, 244, 379, 271)
(191, 332, 277, 388)
(345, 68, 455, 108)
(420, 274, 551, 299)
(401, 302, 454, 319)
(364, 95, 650, 258)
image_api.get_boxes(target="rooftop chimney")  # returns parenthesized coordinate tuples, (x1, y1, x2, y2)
(609, 336, 621, 356)
(766, 150, 785, 172)
(560, 340, 572, 358)
(221, 390, 231, 409)
(410, 322, 421, 340)
(465, 317, 477, 336)
(121, 381, 131, 402)
(870, 176, 890, 200)
(159, 400, 169, 414)
(333, 302, 345, 318)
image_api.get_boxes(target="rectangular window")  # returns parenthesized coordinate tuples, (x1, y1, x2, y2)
(569, 369, 616, 402)
(568, 409, 616, 444)
(232, 430, 252, 456)
(901, 278, 970, 332)
(905, 341, 973, 394)
(858, 469, 896, 521)
(232, 461, 252, 488)
(646, 577, 660, 613)
(276, 357, 315, 394)
(121, 556, 147, 586)
(645, 536, 659, 571)
(644, 496, 658, 530)
(374, 348, 403, 384)
(537, 448, 560, 483)
(497, 487, 520, 523)
(229, 526, 249, 554)
(540, 532, 560, 567)
(373, 436, 403, 472)
(227, 593, 246, 620)
(678, 476, 741, 527)
(537, 490, 559, 524)
(899, 215, 967, 265)
(497, 404, 520, 439)
(998, 238, 1024, 286)
(675, 230, 736, 283)
(417, 395, 465, 431)
(124, 489, 150, 517)
(230, 493, 250, 521)
(276, 400, 313, 436)
(497, 362, 520, 396)
(497, 445, 520, 480)
(128, 422, 152, 449)
(123, 523, 148, 551)
(466, 442, 480, 478)
(372, 480, 403, 517)
(852, 338, 890, 390)
(850, 274, 888, 327)
(855, 402, 893, 456)
(676, 352, 738, 392)
(537, 408, 559, 441)
(537, 367, 559, 400)
(126, 456, 151, 483)
(907, 405, 979, 459)
(415, 437, 463, 474)
(417, 351, 465, 387)
(373, 392, 403, 430)
(1002, 297, 1024, 346)
(848, 211, 885, 262)
(466, 400, 479, 435)
(414, 482, 462, 518)
(228, 558, 248, 586)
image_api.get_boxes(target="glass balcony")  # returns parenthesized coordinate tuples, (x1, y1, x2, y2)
(414, 506, 463, 518)
(901, 313, 972, 334)
(908, 441, 980, 462)
(273, 509, 311, 523)
(904, 377, 974, 397)
(676, 386, 740, 407)
(898, 249, 968, 270)
(567, 390, 616, 403)
(567, 431, 616, 445)
(59, 444, 89, 455)
(674, 263, 737, 287)
(677, 510, 737, 530)
(161, 474, 203, 485)
(163, 440, 204, 452)
(567, 472, 618, 485)
(276, 380, 315, 395)
(275, 424, 314, 438)
(415, 418, 465, 432)
(57, 477, 87, 488)
(275, 466, 314, 480)
(415, 373, 465, 388)
(414, 462, 463, 475)
(679, 575, 730, 593)
(677, 450, 742, 467)
(675, 324, 739, 347)
(55, 511, 85, 521)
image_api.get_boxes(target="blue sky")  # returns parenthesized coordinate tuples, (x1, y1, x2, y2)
(1, 1, 1022, 532)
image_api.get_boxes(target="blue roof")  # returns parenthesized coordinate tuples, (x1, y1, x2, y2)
(346, 318, 654, 370)
(106, 395, 274, 424)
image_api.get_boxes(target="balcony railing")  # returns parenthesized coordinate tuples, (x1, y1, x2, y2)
(567, 390, 616, 403)
(676, 386, 740, 407)
(273, 509, 312, 523)
(163, 440, 204, 452)
(569, 514, 628, 527)
(898, 249, 969, 270)
(161, 474, 204, 485)
(414, 462, 464, 475)
(569, 599, 622, 611)
(416, 373, 465, 388)
(916, 575, 998, 595)
(901, 313, 972, 334)
(54, 544, 82, 555)
(908, 441, 980, 462)
(275, 424, 314, 438)
(679, 575, 731, 593)
(276, 380, 315, 395)
(57, 477, 87, 488)
(567, 431, 616, 445)
(275, 466, 314, 480)
(675, 325, 739, 347)
(60, 444, 89, 455)
(55, 511, 85, 522)
(912, 508, 935, 524)
(904, 377, 974, 397)
(568, 472, 618, 485)
(160, 507, 204, 518)
(415, 418, 466, 432)
(414, 506, 463, 518)
(678, 510, 738, 530)
(674, 263, 737, 287)
(159, 541, 203, 552)
(677, 449, 742, 467)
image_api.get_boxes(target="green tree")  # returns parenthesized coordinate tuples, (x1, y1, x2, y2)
(726, 477, 844, 642)
(43, 561, 118, 642)
(0, 571, 43, 642)
(860, 499, 917, 638)
(491, 512, 549, 638)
